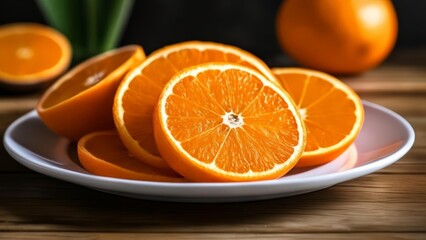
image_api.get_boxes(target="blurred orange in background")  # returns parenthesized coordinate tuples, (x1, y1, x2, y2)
(0, 22, 71, 91)
(276, 0, 398, 75)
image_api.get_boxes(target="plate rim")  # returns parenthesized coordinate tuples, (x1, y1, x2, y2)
(3, 101, 416, 200)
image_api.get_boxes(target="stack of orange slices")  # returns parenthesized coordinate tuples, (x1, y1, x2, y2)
(36, 40, 364, 182)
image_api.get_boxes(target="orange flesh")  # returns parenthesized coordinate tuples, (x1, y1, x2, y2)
(165, 69, 299, 173)
(36, 45, 145, 141)
(279, 73, 357, 152)
(122, 48, 272, 157)
(41, 49, 135, 109)
(78, 131, 183, 181)
(84, 132, 150, 171)
(0, 33, 62, 76)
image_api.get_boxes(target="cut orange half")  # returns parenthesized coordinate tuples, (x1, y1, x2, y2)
(0, 23, 71, 90)
(37, 45, 145, 141)
(153, 63, 306, 182)
(78, 130, 185, 182)
(272, 68, 364, 167)
(114, 41, 280, 170)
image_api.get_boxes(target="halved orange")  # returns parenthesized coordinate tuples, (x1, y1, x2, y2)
(37, 45, 145, 141)
(153, 63, 306, 182)
(114, 41, 280, 170)
(272, 68, 364, 167)
(0, 23, 71, 90)
(78, 130, 185, 182)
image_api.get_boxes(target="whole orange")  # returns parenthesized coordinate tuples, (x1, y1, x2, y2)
(276, 0, 398, 74)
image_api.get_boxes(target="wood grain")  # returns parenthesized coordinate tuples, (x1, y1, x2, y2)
(360, 94, 426, 117)
(0, 93, 39, 114)
(344, 68, 426, 93)
(0, 233, 425, 240)
(0, 174, 424, 233)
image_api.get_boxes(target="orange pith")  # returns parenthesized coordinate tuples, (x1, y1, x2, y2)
(153, 63, 306, 182)
(114, 41, 281, 171)
(37, 45, 145, 141)
(0, 23, 71, 85)
(272, 68, 364, 167)
(77, 130, 185, 182)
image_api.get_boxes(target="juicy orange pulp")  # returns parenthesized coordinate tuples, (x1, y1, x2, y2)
(114, 41, 282, 171)
(78, 130, 185, 182)
(154, 63, 306, 182)
(273, 68, 364, 167)
(37, 45, 145, 141)
(0, 33, 61, 76)
(0, 23, 71, 90)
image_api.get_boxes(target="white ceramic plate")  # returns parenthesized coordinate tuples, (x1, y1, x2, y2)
(3, 101, 415, 203)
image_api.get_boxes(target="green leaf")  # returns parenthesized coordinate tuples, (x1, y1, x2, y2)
(101, 0, 134, 51)
(37, 0, 134, 63)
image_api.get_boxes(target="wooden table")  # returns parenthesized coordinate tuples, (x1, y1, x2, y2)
(0, 49, 425, 239)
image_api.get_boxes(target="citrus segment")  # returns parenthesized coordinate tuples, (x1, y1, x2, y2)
(154, 63, 306, 182)
(37, 45, 145, 141)
(272, 68, 364, 167)
(77, 131, 185, 182)
(0, 23, 71, 90)
(114, 41, 280, 170)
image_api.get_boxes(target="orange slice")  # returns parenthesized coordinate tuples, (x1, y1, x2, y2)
(114, 41, 280, 170)
(272, 68, 364, 167)
(37, 45, 145, 141)
(153, 63, 306, 182)
(0, 23, 71, 91)
(78, 130, 185, 182)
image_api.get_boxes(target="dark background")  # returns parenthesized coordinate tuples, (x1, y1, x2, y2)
(1, 0, 425, 65)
